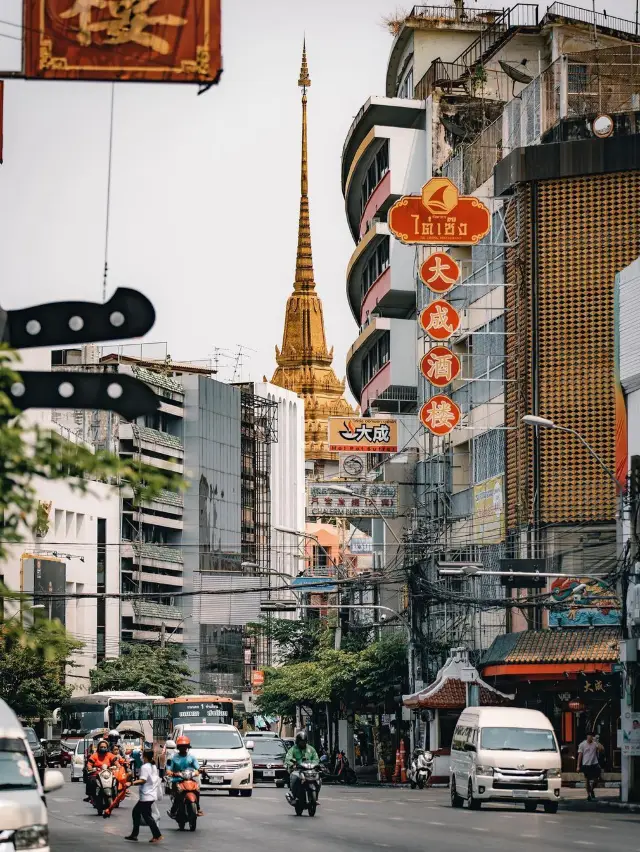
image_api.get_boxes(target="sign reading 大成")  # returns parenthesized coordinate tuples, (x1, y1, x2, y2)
(306, 482, 399, 518)
(328, 417, 398, 453)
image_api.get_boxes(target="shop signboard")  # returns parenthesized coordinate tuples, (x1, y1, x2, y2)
(472, 476, 505, 544)
(420, 346, 461, 387)
(306, 482, 398, 518)
(21, 554, 66, 624)
(549, 577, 621, 627)
(328, 417, 397, 453)
(418, 300, 461, 341)
(621, 711, 640, 756)
(419, 251, 460, 294)
(388, 178, 491, 247)
(419, 394, 461, 436)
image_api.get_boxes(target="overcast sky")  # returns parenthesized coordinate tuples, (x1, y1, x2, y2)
(0, 0, 637, 386)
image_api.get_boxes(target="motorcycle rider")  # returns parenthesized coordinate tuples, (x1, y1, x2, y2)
(85, 739, 117, 803)
(166, 736, 203, 818)
(284, 730, 319, 805)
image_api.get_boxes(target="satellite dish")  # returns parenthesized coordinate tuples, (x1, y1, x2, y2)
(440, 115, 468, 138)
(499, 60, 533, 84)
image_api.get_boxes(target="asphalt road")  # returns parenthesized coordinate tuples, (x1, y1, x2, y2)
(48, 780, 640, 852)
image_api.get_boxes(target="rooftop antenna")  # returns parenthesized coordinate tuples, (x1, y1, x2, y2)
(231, 344, 257, 382)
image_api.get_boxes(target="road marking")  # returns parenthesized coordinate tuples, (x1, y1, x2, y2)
(471, 827, 488, 832)
(374, 845, 390, 848)
(354, 812, 368, 816)
(589, 825, 608, 830)
(429, 821, 446, 826)
(573, 843, 595, 847)
(389, 816, 403, 820)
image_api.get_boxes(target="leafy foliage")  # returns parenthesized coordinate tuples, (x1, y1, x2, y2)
(247, 617, 321, 664)
(89, 643, 192, 697)
(0, 616, 83, 719)
(0, 348, 184, 563)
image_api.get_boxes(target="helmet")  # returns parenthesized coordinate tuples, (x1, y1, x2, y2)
(108, 729, 120, 743)
(295, 730, 308, 748)
(176, 736, 190, 748)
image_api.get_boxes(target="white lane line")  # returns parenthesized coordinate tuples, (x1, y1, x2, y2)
(589, 825, 608, 830)
(389, 816, 403, 820)
(354, 812, 368, 816)
(573, 843, 595, 847)
(430, 821, 446, 826)
(374, 845, 390, 848)
(472, 827, 488, 832)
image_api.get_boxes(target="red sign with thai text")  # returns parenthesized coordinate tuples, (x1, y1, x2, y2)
(24, 0, 222, 84)
(418, 300, 460, 341)
(419, 395, 461, 436)
(388, 178, 491, 246)
(419, 251, 460, 293)
(420, 346, 461, 387)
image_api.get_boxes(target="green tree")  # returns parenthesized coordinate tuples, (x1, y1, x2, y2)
(247, 617, 321, 664)
(0, 621, 82, 719)
(89, 643, 192, 697)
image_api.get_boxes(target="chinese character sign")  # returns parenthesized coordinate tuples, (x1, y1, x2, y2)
(388, 178, 491, 246)
(578, 673, 619, 699)
(419, 395, 461, 436)
(328, 417, 398, 453)
(24, 0, 222, 83)
(418, 300, 460, 341)
(419, 251, 460, 294)
(306, 482, 399, 518)
(420, 346, 461, 387)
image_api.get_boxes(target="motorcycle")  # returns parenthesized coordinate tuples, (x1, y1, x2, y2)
(287, 761, 321, 817)
(169, 770, 200, 832)
(407, 749, 433, 790)
(91, 766, 118, 817)
(318, 751, 357, 785)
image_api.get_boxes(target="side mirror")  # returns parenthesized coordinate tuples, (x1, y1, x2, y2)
(43, 769, 65, 793)
(165, 740, 176, 750)
(245, 741, 255, 750)
(40, 738, 47, 745)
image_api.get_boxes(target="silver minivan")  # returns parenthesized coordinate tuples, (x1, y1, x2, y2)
(0, 698, 65, 852)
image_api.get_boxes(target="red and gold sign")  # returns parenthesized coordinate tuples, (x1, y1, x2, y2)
(419, 395, 461, 436)
(388, 177, 491, 246)
(24, 0, 222, 84)
(418, 300, 460, 341)
(419, 251, 460, 294)
(420, 346, 461, 387)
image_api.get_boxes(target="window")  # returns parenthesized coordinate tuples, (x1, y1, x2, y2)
(361, 332, 391, 388)
(361, 239, 390, 306)
(359, 141, 389, 217)
(472, 430, 505, 484)
(471, 315, 504, 406)
(480, 727, 557, 752)
(397, 67, 414, 99)
(568, 63, 588, 93)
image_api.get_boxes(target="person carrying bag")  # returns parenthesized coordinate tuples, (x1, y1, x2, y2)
(125, 749, 163, 843)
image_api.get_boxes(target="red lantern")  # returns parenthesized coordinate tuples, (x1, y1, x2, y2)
(568, 699, 585, 712)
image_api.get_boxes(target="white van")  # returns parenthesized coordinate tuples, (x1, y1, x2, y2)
(449, 707, 562, 812)
(0, 698, 65, 851)
(167, 724, 253, 796)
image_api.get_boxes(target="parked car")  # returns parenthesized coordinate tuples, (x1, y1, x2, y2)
(244, 730, 279, 738)
(449, 706, 561, 813)
(70, 739, 86, 783)
(45, 739, 71, 768)
(23, 726, 47, 782)
(167, 724, 253, 796)
(0, 698, 65, 852)
(248, 737, 289, 787)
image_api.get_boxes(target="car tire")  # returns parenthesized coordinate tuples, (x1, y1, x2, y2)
(71, 776, 79, 783)
(543, 802, 558, 814)
(524, 801, 538, 812)
(450, 777, 464, 808)
(240, 789, 252, 797)
(468, 780, 481, 810)
(276, 781, 285, 788)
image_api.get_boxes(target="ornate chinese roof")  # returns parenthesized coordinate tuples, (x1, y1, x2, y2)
(269, 42, 354, 461)
(481, 627, 620, 666)
(403, 655, 513, 710)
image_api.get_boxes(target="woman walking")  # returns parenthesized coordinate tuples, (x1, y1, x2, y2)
(125, 749, 163, 843)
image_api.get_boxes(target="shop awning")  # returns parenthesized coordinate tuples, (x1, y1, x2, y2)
(403, 654, 514, 710)
(480, 627, 620, 677)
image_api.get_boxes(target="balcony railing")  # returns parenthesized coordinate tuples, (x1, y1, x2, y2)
(408, 6, 499, 24)
(545, 2, 640, 38)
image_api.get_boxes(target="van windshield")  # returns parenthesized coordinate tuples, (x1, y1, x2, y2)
(183, 730, 244, 749)
(0, 738, 38, 790)
(481, 727, 557, 752)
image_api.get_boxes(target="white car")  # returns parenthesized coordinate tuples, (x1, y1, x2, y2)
(167, 724, 253, 797)
(70, 740, 85, 782)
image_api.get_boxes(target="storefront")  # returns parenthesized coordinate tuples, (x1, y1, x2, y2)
(480, 627, 621, 778)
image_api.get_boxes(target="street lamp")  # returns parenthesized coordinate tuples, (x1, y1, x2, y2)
(326, 485, 402, 545)
(2, 604, 45, 626)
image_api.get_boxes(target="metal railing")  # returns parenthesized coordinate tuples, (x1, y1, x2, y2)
(409, 6, 501, 23)
(544, 2, 640, 38)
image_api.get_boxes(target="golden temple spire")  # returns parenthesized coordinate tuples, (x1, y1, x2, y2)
(270, 40, 355, 462)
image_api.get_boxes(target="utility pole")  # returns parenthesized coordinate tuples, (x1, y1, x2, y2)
(160, 622, 166, 649)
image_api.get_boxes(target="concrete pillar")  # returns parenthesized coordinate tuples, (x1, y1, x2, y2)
(429, 710, 440, 751)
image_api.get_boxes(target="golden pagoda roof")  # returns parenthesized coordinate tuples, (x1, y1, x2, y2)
(270, 40, 355, 462)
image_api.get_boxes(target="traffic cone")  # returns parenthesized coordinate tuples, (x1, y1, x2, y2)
(400, 740, 407, 783)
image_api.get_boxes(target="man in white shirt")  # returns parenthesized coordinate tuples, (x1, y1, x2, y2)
(577, 731, 604, 801)
(125, 749, 163, 843)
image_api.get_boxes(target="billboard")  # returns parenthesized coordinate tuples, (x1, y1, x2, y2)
(548, 576, 620, 627)
(328, 417, 397, 453)
(21, 555, 66, 624)
(24, 0, 222, 85)
(338, 453, 366, 479)
(307, 482, 398, 518)
(472, 476, 505, 544)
